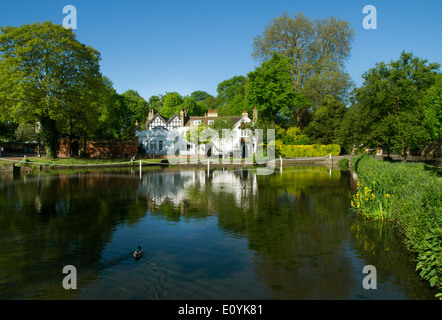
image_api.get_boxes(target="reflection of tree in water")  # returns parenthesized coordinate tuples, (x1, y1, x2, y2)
(241, 168, 355, 299)
(140, 167, 356, 299)
(349, 218, 439, 300)
(0, 171, 147, 299)
(1, 167, 430, 299)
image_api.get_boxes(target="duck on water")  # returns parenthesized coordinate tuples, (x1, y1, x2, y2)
(133, 246, 143, 260)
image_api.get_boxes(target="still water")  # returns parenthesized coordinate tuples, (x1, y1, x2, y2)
(0, 166, 437, 299)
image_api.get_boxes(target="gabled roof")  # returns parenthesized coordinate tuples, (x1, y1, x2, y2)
(146, 113, 181, 129)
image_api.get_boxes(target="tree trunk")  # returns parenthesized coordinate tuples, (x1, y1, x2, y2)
(39, 116, 59, 158)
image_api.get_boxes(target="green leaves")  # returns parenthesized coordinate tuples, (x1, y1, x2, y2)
(252, 12, 355, 107)
(247, 54, 304, 126)
(355, 156, 442, 295)
(345, 52, 440, 155)
(0, 22, 104, 157)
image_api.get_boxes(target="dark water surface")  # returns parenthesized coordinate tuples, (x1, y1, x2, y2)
(0, 166, 437, 299)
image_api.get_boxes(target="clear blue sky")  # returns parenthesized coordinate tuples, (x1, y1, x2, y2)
(1, 0, 441, 101)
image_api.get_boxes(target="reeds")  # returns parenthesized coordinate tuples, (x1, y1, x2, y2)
(352, 155, 442, 298)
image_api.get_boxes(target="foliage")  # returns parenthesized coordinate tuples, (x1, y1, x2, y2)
(277, 144, 340, 157)
(422, 74, 442, 143)
(14, 123, 37, 142)
(0, 22, 104, 158)
(338, 158, 349, 170)
(346, 52, 440, 157)
(353, 156, 442, 296)
(160, 92, 183, 118)
(247, 54, 310, 127)
(96, 77, 134, 140)
(252, 12, 355, 108)
(121, 90, 149, 124)
(275, 125, 310, 145)
(304, 95, 346, 144)
(216, 75, 249, 117)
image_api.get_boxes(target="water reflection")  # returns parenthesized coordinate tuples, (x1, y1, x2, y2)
(0, 167, 437, 299)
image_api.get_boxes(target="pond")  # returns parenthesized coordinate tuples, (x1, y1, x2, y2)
(0, 166, 437, 299)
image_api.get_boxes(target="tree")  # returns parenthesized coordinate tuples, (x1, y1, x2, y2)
(345, 52, 440, 157)
(422, 74, 442, 144)
(190, 90, 213, 102)
(181, 96, 199, 116)
(160, 92, 183, 118)
(191, 90, 217, 116)
(216, 75, 249, 116)
(148, 95, 163, 114)
(247, 54, 310, 127)
(0, 22, 103, 158)
(14, 123, 38, 142)
(96, 77, 134, 140)
(303, 95, 346, 144)
(252, 12, 355, 108)
(122, 90, 149, 125)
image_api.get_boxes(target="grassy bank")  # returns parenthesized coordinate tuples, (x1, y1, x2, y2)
(351, 155, 442, 298)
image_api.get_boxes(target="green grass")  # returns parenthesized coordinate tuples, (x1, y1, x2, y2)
(352, 155, 442, 298)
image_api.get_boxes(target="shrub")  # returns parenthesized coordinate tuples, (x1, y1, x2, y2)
(277, 144, 341, 157)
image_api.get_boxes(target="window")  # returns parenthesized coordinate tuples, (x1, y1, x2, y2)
(150, 141, 156, 151)
(208, 120, 214, 125)
(193, 120, 202, 125)
(159, 140, 163, 151)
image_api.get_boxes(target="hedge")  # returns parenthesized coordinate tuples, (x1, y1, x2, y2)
(277, 144, 341, 158)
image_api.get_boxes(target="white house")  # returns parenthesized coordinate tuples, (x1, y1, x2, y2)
(135, 108, 259, 158)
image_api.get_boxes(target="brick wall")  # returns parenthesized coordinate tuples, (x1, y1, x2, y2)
(59, 138, 138, 158)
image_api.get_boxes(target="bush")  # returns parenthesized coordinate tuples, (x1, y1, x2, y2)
(277, 144, 341, 157)
(353, 156, 442, 297)
(338, 158, 349, 170)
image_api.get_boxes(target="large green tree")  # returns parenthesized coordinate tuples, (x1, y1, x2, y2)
(303, 95, 346, 144)
(122, 90, 149, 125)
(247, 54, 311, 127)
(0, 22, 103, 157)
(96, 77, 134, 140)
(160, 92, 183, 118)
(252, 12, 355, 109)
(216, 75, 249, 116)
(344, 51, 440, 157)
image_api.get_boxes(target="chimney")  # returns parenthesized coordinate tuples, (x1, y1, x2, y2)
(253, 106, 258, 123)
(207, 110, 218, 117)
(145, 109, 155, 130)
(148, 109, 154, 121)
(180, 108, 185, 127)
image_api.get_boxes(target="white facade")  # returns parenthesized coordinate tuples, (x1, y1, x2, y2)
(136, 110, 257, 158)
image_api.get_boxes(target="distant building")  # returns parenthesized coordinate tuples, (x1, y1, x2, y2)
(136, 107, 259, 157)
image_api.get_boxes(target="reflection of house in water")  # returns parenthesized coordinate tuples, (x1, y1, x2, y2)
(137, 169, 258, 211)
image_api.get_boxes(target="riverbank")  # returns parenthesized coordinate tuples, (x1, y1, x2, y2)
(351, 155, 442, 298)
(0, 154, 348, 173)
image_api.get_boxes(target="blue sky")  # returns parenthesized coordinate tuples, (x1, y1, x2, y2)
(0, 0, 441, 100)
